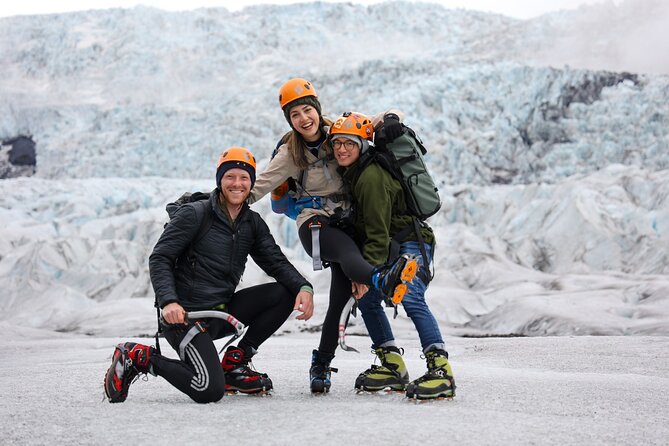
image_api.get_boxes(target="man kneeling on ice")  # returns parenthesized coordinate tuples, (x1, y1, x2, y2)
(104, 147, 314, 403)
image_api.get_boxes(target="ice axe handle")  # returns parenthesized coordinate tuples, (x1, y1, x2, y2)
(160, 310, 245, 336)
(186, 310, 245, 336)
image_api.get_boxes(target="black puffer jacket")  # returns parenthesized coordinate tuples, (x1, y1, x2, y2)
(150, 190, 310, 311)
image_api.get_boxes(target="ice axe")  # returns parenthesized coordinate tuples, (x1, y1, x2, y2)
(160, 309, 247, 359)
(338, 296, 359, 353)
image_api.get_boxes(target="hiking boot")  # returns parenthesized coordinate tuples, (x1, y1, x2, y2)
(221, 346, 273, 394)
(371, 254, 419, 305)
(354, 346, 409, 392)
(104, 342, 154, 403)
(309, 349, 338, 393)
(406, 349, 456, 400)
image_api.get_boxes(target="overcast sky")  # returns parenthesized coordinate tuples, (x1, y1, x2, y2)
(0, 0, 621, 20)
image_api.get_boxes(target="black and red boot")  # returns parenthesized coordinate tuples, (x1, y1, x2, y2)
(104, 342, 154, 403)
(221, 346, 273, 394)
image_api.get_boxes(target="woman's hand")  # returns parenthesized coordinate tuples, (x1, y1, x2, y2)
(294, 290, 314, 321)
(352, 282, 369, 300)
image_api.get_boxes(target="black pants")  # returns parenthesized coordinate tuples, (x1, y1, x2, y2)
(299, 217, 374, 355)
(150, 282, 294, 403)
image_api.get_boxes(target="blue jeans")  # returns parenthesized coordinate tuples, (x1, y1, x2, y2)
(358, 241, 444, 352)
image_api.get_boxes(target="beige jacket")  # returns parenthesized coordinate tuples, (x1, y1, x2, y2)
(249, 140, 347, 229)
(249, 110, 403, 229)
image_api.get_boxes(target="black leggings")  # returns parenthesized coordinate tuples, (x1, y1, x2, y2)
(298, 217, 374, 285)
(150, 282, 294, 403)
(298, 217, 374, 355)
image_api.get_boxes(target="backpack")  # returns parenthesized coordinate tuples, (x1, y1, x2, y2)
(270, 134, 299, 219)
(164, 191, 214, 258)
(154, 190, 213, 354)
(359, 125, 441, 285)
(269, 135, 331, 220)
(270, 177, 310, 220)
(367, 125, 441, 220)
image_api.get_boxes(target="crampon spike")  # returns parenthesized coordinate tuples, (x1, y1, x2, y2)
(400, 258, 418, 282)
(392, 283, 407, 305)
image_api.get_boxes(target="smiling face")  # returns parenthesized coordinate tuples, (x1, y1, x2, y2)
(332, 136, 361, 167)
(289, 104, 321, 142)
(219, 167, 252, 206)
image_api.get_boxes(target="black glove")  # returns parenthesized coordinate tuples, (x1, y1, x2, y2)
(382, 113, 403, 143)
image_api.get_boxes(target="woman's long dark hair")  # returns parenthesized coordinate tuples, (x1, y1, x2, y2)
(283, 116, 334, 169)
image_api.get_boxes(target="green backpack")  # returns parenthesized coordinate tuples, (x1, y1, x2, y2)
(366, 126, 441, 220)
(355, 126, 441, 286)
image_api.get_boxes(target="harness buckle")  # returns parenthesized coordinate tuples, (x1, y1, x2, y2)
(309, 219, 323, 271)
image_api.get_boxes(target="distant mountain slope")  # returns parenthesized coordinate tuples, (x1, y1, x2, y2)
(0, 1, 667, 183)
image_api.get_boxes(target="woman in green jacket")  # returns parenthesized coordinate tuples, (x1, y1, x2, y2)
(332, 112, 456, 400)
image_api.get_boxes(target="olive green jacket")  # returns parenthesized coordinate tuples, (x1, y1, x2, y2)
(341, 161, 434, 266)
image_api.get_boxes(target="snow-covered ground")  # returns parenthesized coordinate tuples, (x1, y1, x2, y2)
(1, 326, 667, 445)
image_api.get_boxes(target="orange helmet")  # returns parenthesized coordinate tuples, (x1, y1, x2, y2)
(279, 78, 318, 109)
(329, 112, 374, 140)
(216, 147, 257, 187)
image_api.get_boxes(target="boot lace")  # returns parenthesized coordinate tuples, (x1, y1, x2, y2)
(235, 359, 268, 378)
(422, 352, 449, 378)
(312, 362, 339, 379)
(366, 347, 404, 377)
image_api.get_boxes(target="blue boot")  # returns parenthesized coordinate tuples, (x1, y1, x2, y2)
(310, 349, 337, 393)
(371, 254, 418, 305)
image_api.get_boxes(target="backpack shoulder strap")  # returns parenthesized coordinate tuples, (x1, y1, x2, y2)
(187, 199, 214, 256)
(272, 134, 307, 196)
(348, 149, 377, 186)
(387, 218, 433, 284)
(273, 130, 293, 153)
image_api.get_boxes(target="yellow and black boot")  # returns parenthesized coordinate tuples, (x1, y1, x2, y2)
(354, 346, 409, 392)
(405, 349, 456, 400)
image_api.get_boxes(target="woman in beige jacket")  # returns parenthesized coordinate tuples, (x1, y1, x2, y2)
(249, 78, 414, 394)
